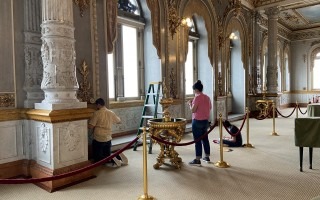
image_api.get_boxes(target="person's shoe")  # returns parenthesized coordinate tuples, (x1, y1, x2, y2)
(202, 157, 210, 163)
(104, 162, 118, 168)
(112, 157, 122, 167)
(188, 159, 201, 166)
(118, 153, 128, 165)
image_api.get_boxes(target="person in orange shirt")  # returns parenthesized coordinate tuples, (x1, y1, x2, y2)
(88, 98, 127, 167)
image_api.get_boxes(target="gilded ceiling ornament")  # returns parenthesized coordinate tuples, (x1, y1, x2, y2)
(73, 0, 90, 17)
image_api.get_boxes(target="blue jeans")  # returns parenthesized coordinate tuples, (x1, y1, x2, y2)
(92, 139, 111, 163)
(192, 119, 210, 159)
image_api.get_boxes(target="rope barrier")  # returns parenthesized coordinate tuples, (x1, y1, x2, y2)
(0, 137, 139, 184)
(150, 121, 218, 146)
(222, 114, 247, 136)
(276, 106, 297, 118)
(298, 105, 307, 115)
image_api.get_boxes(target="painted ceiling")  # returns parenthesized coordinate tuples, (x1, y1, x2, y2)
(253, 0, 320, 31)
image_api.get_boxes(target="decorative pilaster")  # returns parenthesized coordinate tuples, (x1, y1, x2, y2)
(23, 0, 44, 108)
(265, 7, 280, 94)
(36, 0, 85, 110)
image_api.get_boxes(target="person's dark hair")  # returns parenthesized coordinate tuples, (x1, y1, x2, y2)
(95, 98, 105, 106)
(223, 120, 231, 127)
(192, 80, 203, 92)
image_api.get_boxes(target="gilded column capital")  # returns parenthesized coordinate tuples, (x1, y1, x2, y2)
(265, 7, 280, 19)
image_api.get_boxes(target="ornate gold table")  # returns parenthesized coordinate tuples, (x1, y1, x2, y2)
(256, 99, 274, 118)
(148, 118, 186, 169)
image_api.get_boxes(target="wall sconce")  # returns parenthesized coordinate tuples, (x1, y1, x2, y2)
(229, 32, 238, 40)
(168, 1, 192, 39)
(219, 32, 238, 49)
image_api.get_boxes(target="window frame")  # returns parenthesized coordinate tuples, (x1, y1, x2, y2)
(107, 14, 145, 102)
(184, 21, 199, 97)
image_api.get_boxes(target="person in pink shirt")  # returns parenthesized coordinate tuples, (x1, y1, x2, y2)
(187, 80, 212, 166)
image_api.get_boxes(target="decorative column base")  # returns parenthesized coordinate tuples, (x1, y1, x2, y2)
(35, 102, 87, 110)
(29, 161, 95, 192)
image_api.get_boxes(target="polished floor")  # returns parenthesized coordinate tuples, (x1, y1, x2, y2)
(1, 108, 320, 200)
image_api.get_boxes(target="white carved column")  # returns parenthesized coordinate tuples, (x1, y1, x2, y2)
(36, 0, 85, 110)
(27, 0, 93, 192)
(23, 0, 44, 108)
(265, 7, 280, 93)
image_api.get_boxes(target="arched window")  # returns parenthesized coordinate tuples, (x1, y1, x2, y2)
(108, 0, 145, 101)
(283, 52, 290, 91)
(312, 52, 320, 90)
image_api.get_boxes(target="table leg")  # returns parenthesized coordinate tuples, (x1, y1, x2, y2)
(299, 147, 303, 172)
(309, 147, 313, 169)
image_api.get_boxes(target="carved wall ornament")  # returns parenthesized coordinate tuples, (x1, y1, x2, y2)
(77, 60, 94, 103)
(73, 0, 90, 17)
(311, 40, 320, 47)
(169, 68, 176, 98)
(218, 72, 223, 96)
(0, 93, 15, 108)
(167, 0, 191, 40)
(62, 127, 81, 151)
(303, 54, 306, 63)
(39, 123, 49, 153)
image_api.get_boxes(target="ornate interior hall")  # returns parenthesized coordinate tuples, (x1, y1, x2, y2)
(1, 0, 320, 198)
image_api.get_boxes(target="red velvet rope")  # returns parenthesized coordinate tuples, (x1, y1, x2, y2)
(223, 114, 247, 137)
(150, 121, 218, 146)
(0, 137, 139, 184)
(298, 105, 307, 115)
(276, 106, 296, 118)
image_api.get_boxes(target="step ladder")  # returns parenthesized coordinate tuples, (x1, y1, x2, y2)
(133, 82, 162, 153)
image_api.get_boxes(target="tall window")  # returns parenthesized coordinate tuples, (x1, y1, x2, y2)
(185, 41, 194, 95)
(185, 18, 198, 95)
(313, 52, 320, 89)
(108, 0, 144, 101)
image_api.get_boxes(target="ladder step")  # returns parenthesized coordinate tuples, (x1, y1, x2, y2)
(142, 115, 155, 119)
(147, 93, 158, 95)
(145, 104, 156, 107)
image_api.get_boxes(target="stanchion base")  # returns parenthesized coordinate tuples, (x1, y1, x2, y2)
(214, 161, 230, 168)
(271, 132, 279, 136)
(243, 143, 254, 148)
(138, 194, 155, 200)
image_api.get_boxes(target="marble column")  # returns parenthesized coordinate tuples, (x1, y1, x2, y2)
(27, 0, 93, 192)
(265, 7, 280, 94)
(36, 0, 85, 110)
(23, 0, 44, 108)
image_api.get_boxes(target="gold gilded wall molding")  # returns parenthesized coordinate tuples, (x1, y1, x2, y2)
(0, 93, 15, 108)
(26, 108, 95, 123)
(0, 109, 24, 122)
(77, 60, 94, 103)
(106, 0, 118, 53)
(182, 0, 217, 65)
(73, 0, 90, 17)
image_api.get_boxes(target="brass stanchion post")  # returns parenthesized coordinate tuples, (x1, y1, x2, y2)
(296, 101, 298, 118)
(271, 102, 279, 136)
(138, 127, 155, 200)
(243, 107, 254, 148)
(214, 113, 230, 168)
